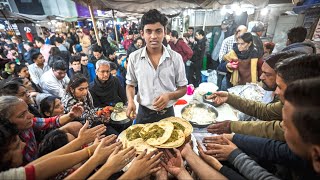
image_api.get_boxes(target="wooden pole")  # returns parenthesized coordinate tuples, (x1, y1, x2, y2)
(112, 9, 119, 44)
(88, 1, 101, 46)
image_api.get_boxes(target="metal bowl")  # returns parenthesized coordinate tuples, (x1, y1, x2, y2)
(181, 102, 218, 128)
(110, 111, 131, 125)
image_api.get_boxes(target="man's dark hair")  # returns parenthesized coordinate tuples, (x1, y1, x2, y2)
(52, 60, 67, 71)
(92, 44, 103, 53)
(275, 54, 320, 84)
(264, 51, 300, 69)
(79, 53, 87, 57)
(106, 49, 115, 57)
(34, 37, 45, 44)
(0, 120, 19, 171)
(110, 62, 118, 71)
(38, 129, 69, 157)
(54, 37, 63, 44)
(0, 82, 21, 96)
(284, 77, 320, 144)
(13, 64, 28, 77)
(70, 55, 81, 64)
(171, 30, 179, 39)
(188, 27, 194, 31)
(140, 9, 168, 31)
(287, 26, 307, 44)
(196, 29, 205, 36)
(134, 37, 144, 44)
(32, 52, 42, 61)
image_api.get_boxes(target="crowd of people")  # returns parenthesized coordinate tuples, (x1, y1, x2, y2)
(0, 7, 319, 180)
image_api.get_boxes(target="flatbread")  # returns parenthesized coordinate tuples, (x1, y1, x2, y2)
(160, 117, 193, 137)
(118, 124, 144, 148)
(155, 129, 185, 148)
(139, 121, 174, 146)
(127, 138, 157, 154)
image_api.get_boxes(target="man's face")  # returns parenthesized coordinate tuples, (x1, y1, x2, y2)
(96, 64, 111, 81)
(71, 61, 81, 72)
(134, 33, 140, 39)
(53, 69, 67, 80)
(142, 22, 165, 50)
(93, 51, 102, 60)
(109, 53, 116, 61)
(128, 34, 133, 39)
(136, 39, 143, 49)
(35, 54, 45, 66)
(170, 34, 176, 43)
(80, 56, 89, 66)
(282, 101, 309, 158)
(275, 74, 287, 103)
(188, 28, 193, 36)
(260, 63, 277, 91)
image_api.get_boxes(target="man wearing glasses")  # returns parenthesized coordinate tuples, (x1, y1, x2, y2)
(89, 60, 126, 108)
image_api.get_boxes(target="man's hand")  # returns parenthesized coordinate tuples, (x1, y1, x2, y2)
(202, 136, 237, 161)
(126, 101, 136, 120)
(207, 91, 229, 106)
(207, 120, 231, 134)
(91, 135, 121, 165)
(68, 103, 84, 119)
(196, 141, 222, 170)
(153, 93, 170, 111)
(161, 149, 185, 178)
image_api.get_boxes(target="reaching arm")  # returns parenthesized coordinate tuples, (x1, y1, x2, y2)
(227, 93, 283, 120)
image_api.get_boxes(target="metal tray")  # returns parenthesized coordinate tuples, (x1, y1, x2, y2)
(181, 102, 218, 128)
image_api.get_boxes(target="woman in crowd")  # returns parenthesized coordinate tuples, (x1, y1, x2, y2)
(62, 74, 119, 135)
(48, 47, 64, 68)
(221, 32, 262, 87)
(40, 96, 64, 118)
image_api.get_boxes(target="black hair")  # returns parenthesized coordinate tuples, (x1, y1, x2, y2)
(31, 52, 42, 61)
(52, 60, 67, 71)
(70, 55, 81, 64)
(23, 41, 33, 47)
(34, 37, 45, 44)
(196, 29, 205, 36)
(40, 96, 61, 118)
(239, 32, 253, 43)
(79, 53, 87, 57)
(0, 82, 21, 96)
(140, 9, 168, 31)
(38, 129, 69, 157)
(284, 77, 320, 144)
(275, 54, 320, 84)
(13, 64, 28, 77)
(66, 73, 88, 94)
(134, 37, 144, 44)
(188, 27, 194, 30)
(54, 37, 63, 44)
(171, 30, 179, 39)
(0, 120, 19, 171)
(49, 47, 61, 56)
(287, 26, 307, 44)
(110, 62, 118, 71)
(92, 44, 103, 53)
(106, 49, 115, 57)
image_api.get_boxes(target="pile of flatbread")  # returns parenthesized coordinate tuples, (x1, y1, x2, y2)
(118, 117, 193, 153)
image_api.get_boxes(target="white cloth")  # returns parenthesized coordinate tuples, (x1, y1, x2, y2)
(28, 63, 50, 84)
(126, 46, 188, 110)
(0, 167, 26, 180)
(39, 69, 70, 98)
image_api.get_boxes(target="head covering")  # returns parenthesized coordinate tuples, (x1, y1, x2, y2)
(252, 22, 265, 32)
(128, 31, 133, 35)
(265, 52, 284, 69)
(75, 44, 82, 53)
(221, 20, 229, 25)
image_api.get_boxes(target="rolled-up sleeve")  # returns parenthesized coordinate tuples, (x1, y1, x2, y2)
(32, 116, 61, 130)
(174, 54, 188, 87)
(125, 53, 138, 87)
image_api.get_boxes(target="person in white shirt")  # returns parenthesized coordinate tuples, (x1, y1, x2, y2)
(28, 52, 50, 85)
(39, 60, 70, 98)
(126, 9, 187, 124)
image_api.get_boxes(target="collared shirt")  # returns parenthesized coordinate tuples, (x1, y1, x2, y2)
(126, 46, 188, 110)
(21, 116, 61, 163)
(219, 35, 236, 62)
(58, 44, 68, 52)
(39, 69, 70, 98)
(28, 63, 50, 84)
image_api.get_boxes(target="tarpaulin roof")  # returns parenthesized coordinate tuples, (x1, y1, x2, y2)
(73, 0, 270, 15)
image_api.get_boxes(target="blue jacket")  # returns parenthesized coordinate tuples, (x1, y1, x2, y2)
(87, 62, 96, 83)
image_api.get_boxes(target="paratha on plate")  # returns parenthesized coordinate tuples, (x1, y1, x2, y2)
(139, 121, 174, 146)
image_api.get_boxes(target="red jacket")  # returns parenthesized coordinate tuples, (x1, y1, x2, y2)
(169, 39, 193, 62)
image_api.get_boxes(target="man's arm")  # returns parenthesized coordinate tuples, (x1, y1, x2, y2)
(227, 93, 283, 120)
(126, 85, 136, 118)
(230, 120, 285, 141)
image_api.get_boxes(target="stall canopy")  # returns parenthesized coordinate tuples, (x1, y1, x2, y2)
(0, 10, 59, 23)
(73, 0, 270, 15)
